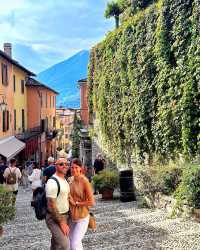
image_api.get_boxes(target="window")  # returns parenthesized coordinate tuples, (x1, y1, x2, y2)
(21, 80, 24, 94)
(13, 75, 16, 92)
(14, 110, 16, 131)
(2, 111, 6, 132)
(1, 63, 8, 85)
(46, 93, 48, 108)
(41, 119, 45, 132)
(53, 116, 56, 127)
(22, 109, 25, 131)
(2, 110, 9, 132)
(50, 96, 51, 108)
(46, 117, 48, 130)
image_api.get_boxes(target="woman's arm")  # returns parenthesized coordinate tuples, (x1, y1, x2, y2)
(76, 179, 95, 207)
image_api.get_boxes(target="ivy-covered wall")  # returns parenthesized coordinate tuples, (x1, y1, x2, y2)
(88, 0, 200, 164)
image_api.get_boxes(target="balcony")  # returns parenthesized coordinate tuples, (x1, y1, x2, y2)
(16, 126, 41, 141)
(46, 129, 58, 140)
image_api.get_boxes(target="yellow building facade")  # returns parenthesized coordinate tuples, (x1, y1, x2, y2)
(13, 66, 28, 134)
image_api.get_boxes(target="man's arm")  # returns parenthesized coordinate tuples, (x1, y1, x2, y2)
(47, 198, 62, 223)
(47, 198, 70, 235)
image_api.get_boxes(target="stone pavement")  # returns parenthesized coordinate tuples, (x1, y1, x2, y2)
(1, 188, 200, 250)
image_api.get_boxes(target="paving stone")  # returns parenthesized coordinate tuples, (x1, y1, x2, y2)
(1, 188, 200, 250)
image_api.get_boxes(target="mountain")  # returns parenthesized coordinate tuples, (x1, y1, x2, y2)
(37, 50, 89, 108)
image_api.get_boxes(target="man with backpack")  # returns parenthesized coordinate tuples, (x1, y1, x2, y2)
(3, 158, 21, 198)
(45, 157, 70, 250)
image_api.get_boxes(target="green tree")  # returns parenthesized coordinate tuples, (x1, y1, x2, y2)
(104, 0, 125, 28)
(71, 111, 82, 158)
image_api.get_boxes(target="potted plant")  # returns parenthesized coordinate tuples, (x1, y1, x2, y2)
(93, 169, 119, 199)
(0, 186, 15, 236)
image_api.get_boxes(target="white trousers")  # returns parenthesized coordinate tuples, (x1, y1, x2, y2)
(69, 215, 89, 250)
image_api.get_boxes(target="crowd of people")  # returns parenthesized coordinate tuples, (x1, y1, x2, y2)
(0, 152, 106, 250)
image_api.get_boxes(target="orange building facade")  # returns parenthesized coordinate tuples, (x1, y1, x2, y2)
(26, 78, 58, 164)
(78, 79, 89, 127)
(0, 43, 58, 164)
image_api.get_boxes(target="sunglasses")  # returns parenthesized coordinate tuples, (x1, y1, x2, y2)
(57, 162, 67, 166)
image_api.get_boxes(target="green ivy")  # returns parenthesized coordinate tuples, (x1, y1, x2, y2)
(175, 164, 200, 209)
(71, 112, 82, 158)
(88, 0, 200, 164)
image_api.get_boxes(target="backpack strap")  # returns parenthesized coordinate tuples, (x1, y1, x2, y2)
(9, 167, 16, 174)
(50, 176, 60, 197)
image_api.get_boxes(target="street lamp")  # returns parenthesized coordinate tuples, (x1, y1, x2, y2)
(0, 95, 7, 111)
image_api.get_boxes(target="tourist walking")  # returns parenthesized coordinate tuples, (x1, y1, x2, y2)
(93, 153, 105, 174)
(42, 156, 56, 183)
(3, 158, 21, 201)
(93, 153, 105, 194)
(21, 165, 29, 189)
(0, 157, 7, 187)
(45, 157, 70, 250)
(68, 158, 95, 250)
(26, 160, 33, 176)
(28, 162, 42, 194)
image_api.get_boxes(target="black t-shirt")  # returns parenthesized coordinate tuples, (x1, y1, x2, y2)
(93, 159, 104, 174)
(0, 165, 7, 184)
(43, 165, 56, 182)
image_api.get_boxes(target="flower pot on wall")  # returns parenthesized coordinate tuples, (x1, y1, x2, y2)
(101, 188, 114, 200)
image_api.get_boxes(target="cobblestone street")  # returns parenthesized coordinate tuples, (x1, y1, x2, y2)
(1, 188, 200, 250)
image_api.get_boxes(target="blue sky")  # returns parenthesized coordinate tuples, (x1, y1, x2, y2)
(0, 0, 113, 73)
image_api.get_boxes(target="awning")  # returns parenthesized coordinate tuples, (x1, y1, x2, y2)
(0, 136, 25, 160)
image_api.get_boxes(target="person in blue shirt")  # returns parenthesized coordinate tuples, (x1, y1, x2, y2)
(42, 157, 56, 183)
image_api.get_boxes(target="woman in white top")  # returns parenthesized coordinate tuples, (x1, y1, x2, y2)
(28, 162, 42, 193)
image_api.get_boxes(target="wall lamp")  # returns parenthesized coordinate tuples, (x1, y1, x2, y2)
(0, 95, 7, 111)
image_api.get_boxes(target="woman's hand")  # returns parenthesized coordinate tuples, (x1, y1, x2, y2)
(69, 195, 76, 206)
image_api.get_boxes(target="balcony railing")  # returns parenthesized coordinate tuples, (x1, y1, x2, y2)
(16, 126, 42, 141)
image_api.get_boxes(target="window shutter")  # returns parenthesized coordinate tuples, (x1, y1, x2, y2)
(5, 65, 8, 85)
(14, 110, 16, 131)
(2, 111, 6, 132)
(1, 63, 3, 84)
(7, 111, 9, 131)
(21, 80, 24, 94)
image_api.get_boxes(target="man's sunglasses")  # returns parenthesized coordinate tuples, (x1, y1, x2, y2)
(57, 162, 67, 166)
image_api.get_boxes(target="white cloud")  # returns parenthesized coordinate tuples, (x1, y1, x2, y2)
(0, 0, 113, 70)
(0, 0, 28, 15)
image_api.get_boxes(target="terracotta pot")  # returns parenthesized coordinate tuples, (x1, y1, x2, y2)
(192, 208, 200, 222)
(101, 188, 114, 200)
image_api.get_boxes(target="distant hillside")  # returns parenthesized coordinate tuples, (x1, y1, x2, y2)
(37, 50, 89, 108)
